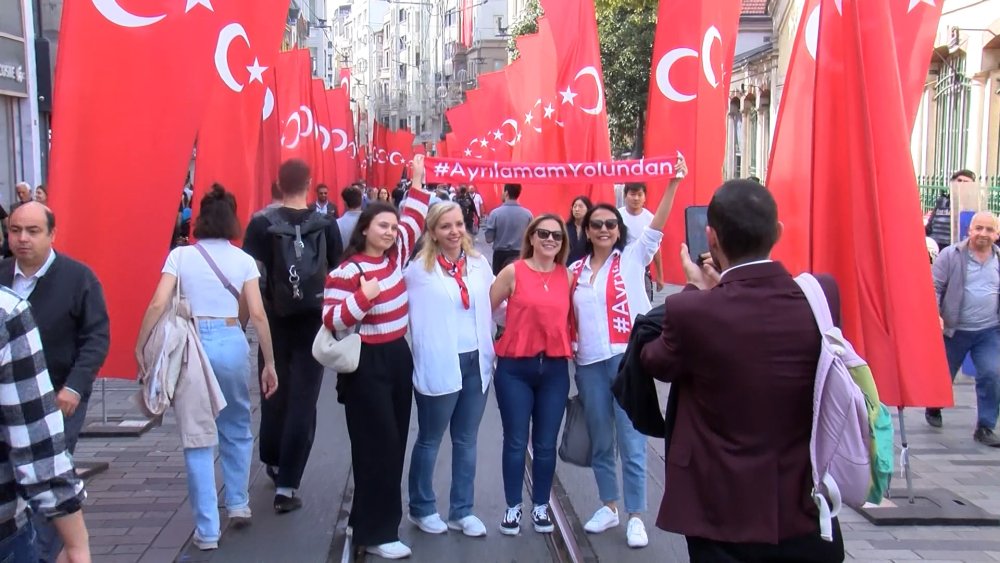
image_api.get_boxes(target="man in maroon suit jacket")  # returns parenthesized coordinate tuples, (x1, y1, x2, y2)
(641, 180, 845, 562)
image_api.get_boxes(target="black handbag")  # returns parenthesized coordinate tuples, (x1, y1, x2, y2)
(558, 394, 592, 467)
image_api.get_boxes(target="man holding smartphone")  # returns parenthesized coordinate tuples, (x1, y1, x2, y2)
(619, 184, 665, 299)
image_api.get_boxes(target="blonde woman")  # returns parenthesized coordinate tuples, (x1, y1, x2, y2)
(403, 201, 495, 538)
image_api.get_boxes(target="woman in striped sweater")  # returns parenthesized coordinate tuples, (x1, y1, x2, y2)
(322, 155, 430, 560)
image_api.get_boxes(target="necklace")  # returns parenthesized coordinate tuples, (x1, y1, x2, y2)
(528, 259, 556, 291)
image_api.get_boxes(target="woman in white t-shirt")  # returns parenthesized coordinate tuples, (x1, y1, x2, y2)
(136, 185, 278, 551)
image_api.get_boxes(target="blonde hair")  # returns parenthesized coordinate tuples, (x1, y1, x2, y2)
(417, 201, 480, 272)
(520, 214, 569, 265)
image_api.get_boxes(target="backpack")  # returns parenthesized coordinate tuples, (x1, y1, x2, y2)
(793, 273, 873, 542)
(263, 208, 330, 317)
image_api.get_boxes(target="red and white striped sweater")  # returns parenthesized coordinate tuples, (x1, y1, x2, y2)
(322, 189, 430, 343)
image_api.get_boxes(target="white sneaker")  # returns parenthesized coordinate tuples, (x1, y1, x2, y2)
(365, 541, 412, 559)
(192, 532, 218, 551)
(448, 515, 487, 537)
(626, 517, 648, 548)
(583, 506, 620, 533)
(408, 513, 448, 534)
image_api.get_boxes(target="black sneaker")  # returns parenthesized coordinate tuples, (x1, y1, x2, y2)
(974, 427, 1000, 447)
(274, 494, 303, 513)
(531, 504, 554, 533)
(925, 408, 943, 428)
(500, 505, 522, 536)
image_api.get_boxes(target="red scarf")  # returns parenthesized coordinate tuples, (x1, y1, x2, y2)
(571, 253, 632, 345)
(437, 252, 470, 309)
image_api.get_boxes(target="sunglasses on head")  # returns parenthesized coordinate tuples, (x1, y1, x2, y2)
(533, 228, 564, 241)
(588, 218, 619, 231)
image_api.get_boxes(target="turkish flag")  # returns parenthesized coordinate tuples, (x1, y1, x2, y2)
(48, 0, 223, 378)
(338, 67, 351, 99)
(255, 67, 281, 210)
(460, 0, 474, 47)
(311, 78, 334, 189)
(193, 0, 287, 230)
(326, 87, 354, 195)
(644, 0, 740, 283)
(437, 137, 449, 159)
(371, 123, 389, 188)
(385, 129, 415, 188)
(891, 0, 943, 123)
(805, 0, 951, 408)
(274, 50, 317, 169)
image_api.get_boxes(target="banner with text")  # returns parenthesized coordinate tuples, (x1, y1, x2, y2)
(425, 156, 682, 185)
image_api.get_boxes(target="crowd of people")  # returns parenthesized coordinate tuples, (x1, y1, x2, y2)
(2, 157, 997, 563)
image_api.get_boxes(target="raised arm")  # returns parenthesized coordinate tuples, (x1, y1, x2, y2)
(397, 155, 431, 263)
(648, 155, 687, 233)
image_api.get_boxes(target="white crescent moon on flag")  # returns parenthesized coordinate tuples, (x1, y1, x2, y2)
(214, 23, 250, 93)
(805, 6, 821, 60)
(283, 112, 302, 149)
(332, 129, 349, 152)
(656, 47, 698, 103)
(91, 0, 165, 28)
(262, 87, 275, 120)
(531, 101, 543, 133)
(574, 66, 605, 116)
(500, 119, 519, 146)
(348, 142, 357, 158)
(318, 125, 331, 150)
(376, 149, 388, 164)
(340, 77, 349, 88)
(299, 106, 314, 137)
(701, 26, 722, 88)
(389, 151, 404, 166)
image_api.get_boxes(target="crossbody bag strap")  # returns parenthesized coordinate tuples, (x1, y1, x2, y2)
(194, 243, 240, 301)
(351, 261, 365, 335)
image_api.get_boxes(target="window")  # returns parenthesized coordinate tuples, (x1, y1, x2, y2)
(933, 55, 971, 177)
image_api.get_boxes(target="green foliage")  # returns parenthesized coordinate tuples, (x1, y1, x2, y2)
(507, 0, 544, 59)
(597, 1, 656, 154)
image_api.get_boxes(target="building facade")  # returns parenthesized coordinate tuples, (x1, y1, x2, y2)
(0, 0, 44, 206)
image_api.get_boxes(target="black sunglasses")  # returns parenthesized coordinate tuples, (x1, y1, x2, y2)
(588, 219, 620, 231)
(533, 228, 564, 241)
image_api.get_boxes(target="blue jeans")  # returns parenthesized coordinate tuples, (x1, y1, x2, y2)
(575, 355, 647, 514)
(944, 327, 1000, 429)
(185, 320, 254, 542)
(0, 521, 36, 563)
(408, 352, 489, 521)
(494, 356, 569, 507)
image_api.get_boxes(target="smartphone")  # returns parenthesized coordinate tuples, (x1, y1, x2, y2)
(685, 206, 710, 265)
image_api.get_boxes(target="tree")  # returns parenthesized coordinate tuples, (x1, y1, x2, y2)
(597, 1, 656, 154)
(507, 0, 544, 59)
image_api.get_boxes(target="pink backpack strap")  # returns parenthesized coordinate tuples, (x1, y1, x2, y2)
(794, 273, 835, 334)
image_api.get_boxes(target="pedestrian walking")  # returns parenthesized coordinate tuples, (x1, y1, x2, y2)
(484, 183, 533, 276)
(570, 158, 686, 549)
(404, 201, 495, 538)
(489, 214, 572, 536)
(619, 184, 665, 299)
(322, 155, 431, 560)
(136, 184, 279, 550)
(926, 209, 1000, 446)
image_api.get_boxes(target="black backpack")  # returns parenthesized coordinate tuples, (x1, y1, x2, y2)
(457, 194, 475, 221)
(263, 208, 330, 317)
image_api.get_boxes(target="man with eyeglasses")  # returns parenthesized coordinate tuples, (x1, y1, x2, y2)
(927, 209, 1000, 447)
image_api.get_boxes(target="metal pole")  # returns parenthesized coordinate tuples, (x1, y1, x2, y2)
(101, 377, 108, 424)
(896, 406, 916, 504)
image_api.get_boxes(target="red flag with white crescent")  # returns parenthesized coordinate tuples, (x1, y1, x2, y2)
(194, 0, 287, 229)
(255, 67, 281, 210)
(806, 0, 951, 408)
(48, 0, 222, 378)
(385, 128, 415, 188)
(326, 87, 353, 196)
(338, 67, 351, 100)
(311, 78, 334, 188)
(644, 0, 740, 283)
(274, 50, 317, 169)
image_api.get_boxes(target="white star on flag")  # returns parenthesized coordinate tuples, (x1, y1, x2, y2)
(464, 148, 473, 156)
(247, 58, 267, 84)
(185, 0, 213, 12)
(492, 130, 503, 141)
(514, 132, 522, 144)
(560, 87, 578, 106)
(524, 111, 535, 125)
(543, 103, 555, 119)
(479, 138, 489, 148)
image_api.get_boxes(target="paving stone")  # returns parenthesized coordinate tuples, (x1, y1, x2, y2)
(916, 552, 998, 561)
(846, 549, 920, 559)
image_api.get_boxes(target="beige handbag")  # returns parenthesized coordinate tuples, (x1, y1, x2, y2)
(312, 262, 364, 373)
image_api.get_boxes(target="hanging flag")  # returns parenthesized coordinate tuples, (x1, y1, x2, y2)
(460, 0, 474, 48)
(891, 0, 944, 123)
(385, 128, 415, 188)
(644, 0, 741, 283)
(255, 67, 281, 210)
(311, 78, 334, 189)
(326, 87, 354, 196)
(274, 49, 317, 169)
(338, 66, 352, 99)
(193, 0, 287, 229)
(48, 0, 221, 378)
(808, 0, 951, 408)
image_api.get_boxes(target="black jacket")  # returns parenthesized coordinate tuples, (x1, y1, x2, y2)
(0, 254, 110, 396)
(612, 303, 675, 439)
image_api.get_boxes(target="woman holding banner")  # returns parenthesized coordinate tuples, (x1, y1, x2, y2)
(569, 157, 686, 548)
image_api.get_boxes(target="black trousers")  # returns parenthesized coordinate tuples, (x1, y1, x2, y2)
(492, 249, 520, 276)
(686, 518, 845, 563)
(342, 338, 413, 546)
(257, 313, 325, 490)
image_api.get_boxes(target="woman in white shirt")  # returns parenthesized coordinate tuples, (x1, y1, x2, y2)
(569, 159, 686, 548)
(136, 185, 278, 551)
(403, 201, 495, 538)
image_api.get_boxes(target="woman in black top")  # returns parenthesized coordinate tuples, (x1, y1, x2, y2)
(566, 196, 593, 265)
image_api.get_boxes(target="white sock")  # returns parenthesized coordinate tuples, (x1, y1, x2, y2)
(276, 487, 295, 497)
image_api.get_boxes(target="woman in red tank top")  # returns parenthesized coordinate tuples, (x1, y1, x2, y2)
(489, 213, 573, 536)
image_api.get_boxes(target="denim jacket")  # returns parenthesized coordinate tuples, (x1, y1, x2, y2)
(932, 239, 1000, 337)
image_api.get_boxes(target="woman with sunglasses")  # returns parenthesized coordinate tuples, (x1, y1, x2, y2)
(489, 214, 573, 537)
(570, 158, 686, 548)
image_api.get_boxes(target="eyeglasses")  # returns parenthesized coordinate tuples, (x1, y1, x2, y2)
(588, 219, 620, 231)
(533, 228, 564, 241)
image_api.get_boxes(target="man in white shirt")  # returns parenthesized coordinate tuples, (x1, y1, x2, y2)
(311, 184, 337, 218)
(619, 183, 664, 298)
